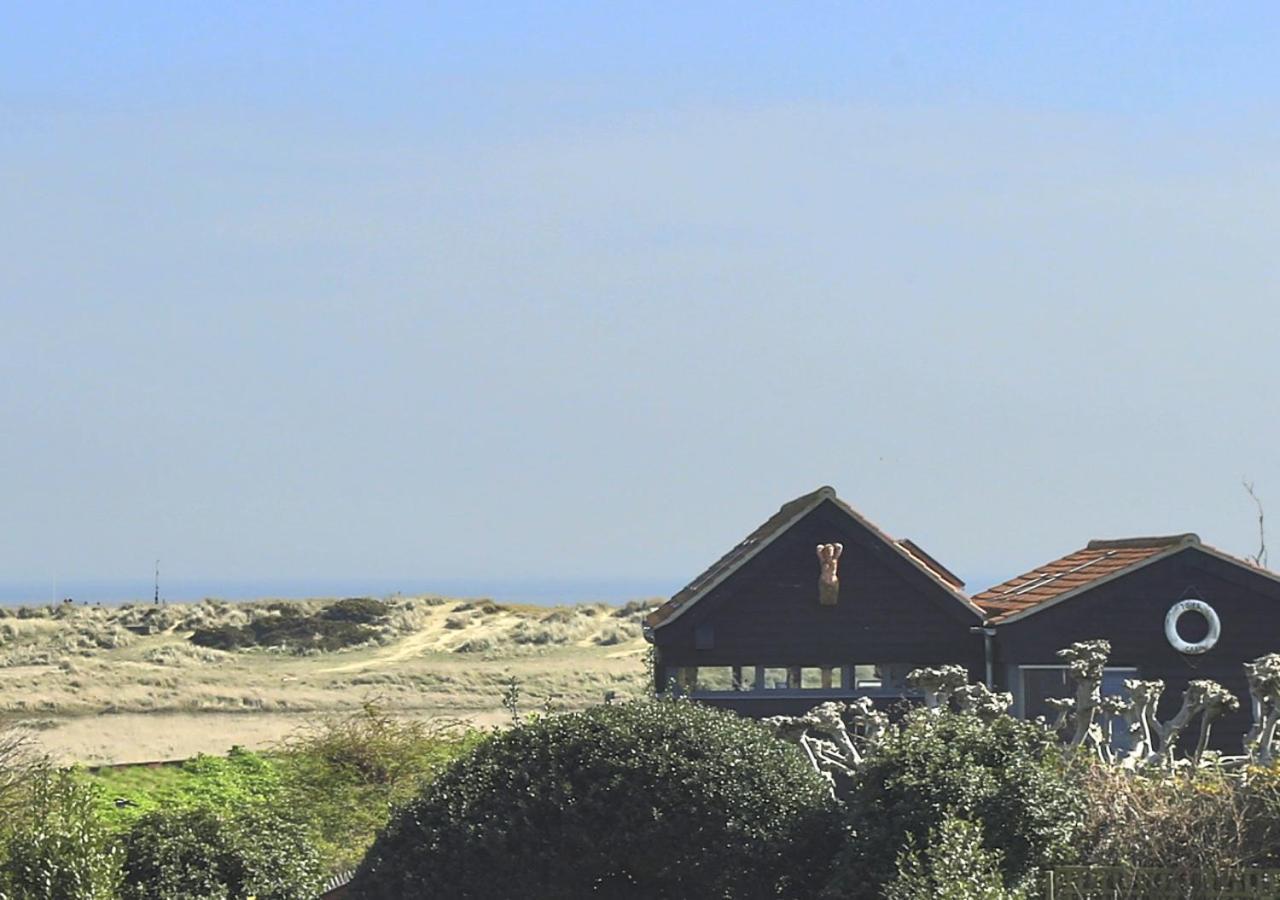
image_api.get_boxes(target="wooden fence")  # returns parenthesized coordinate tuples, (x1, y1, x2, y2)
(1047, 867, 1280, 899)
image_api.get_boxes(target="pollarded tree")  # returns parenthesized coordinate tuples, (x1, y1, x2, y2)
(1245, 653, 1280, 764)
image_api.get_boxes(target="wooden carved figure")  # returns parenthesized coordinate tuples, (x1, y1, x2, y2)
(817, 542, 843, 606)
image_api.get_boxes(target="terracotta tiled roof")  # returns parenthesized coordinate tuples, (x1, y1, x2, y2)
(973, 534, 1200, 623)
(896, 538, 966, 590)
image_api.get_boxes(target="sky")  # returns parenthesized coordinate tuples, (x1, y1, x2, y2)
(3, 3, 1280, 603)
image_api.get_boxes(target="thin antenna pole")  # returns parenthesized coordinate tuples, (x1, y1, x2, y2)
(154, 560, 160, 605)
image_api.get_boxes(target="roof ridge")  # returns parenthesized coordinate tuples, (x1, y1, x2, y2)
(1085, 534, 1199, 551)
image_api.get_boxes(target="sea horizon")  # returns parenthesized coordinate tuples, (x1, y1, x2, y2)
(0, 576, 682, 608)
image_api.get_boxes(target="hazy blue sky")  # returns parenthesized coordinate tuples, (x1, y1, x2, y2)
(3, 4, 1279, 602)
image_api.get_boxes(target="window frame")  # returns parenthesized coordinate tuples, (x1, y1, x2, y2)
(1013, 664, 1138, 719)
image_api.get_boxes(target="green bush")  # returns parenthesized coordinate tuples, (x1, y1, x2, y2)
(885, 815, 1026, 900)
(0, 767, 121, 899)
(352, 700, 845, 900)
(121, 806, 322, 900)
(119, 808, 228, 900)
(322, 598, 391, 624)
(277, 705, 482, 872)
(190, 613, 376, 652)
(189, 624, 245, 651)
(829, 708, 1082, 898)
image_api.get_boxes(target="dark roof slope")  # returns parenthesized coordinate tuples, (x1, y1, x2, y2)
(972, 534, 1199, 624)
(645, 486, 979, 629)
(645, 487, 832, 628)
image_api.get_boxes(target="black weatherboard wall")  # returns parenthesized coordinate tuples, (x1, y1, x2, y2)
(650, 492, 985, 717)
(994, 546, 1280, 750)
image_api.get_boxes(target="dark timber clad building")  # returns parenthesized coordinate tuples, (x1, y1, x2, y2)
(644, 486, 1280, 745)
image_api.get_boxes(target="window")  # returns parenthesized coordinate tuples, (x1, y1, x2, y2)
(671, 664, 916, 695)
(694, 666, 735, 691)
(762, 667, 791, 690)
(847, 664, 915, 693)
(853, 665, 881, 689)
(1020, 667, 1069, 721)
(1017, 665, 1137, 750)
(801, 667, 842, 689)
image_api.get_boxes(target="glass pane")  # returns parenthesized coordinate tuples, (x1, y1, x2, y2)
(1022, 668, 1070, 720)
(695, 666, 734, 691)
(854, 664, 882, 689)
(763, 667, 789, 690)
(1102, 669, 1136, 753)
(1100, 670, 1131, 696)
(879, 664, 913, 691)
(801, 667, 829, 689)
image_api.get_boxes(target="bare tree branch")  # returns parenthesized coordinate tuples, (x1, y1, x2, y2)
(1244, 479, 1268, 568)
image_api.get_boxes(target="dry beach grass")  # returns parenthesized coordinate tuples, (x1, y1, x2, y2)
(0, 596, 654, 764)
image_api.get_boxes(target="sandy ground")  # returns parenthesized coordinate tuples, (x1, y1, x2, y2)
(0, 595, 653, 764)
(32, 709, 514, 766)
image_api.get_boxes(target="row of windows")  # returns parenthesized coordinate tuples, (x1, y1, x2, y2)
(669, 664, 919, 694)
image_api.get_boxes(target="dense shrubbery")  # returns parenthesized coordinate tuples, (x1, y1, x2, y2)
(278, 704, 484, 871)
(189, 602, 386, 652)
(353, 700, 845, 899)
(321, 597, 391, 624)
(1079, 763, 1280, 872)
(885, 815, 1026, 900)
(827, 708, 1083, 898)
(120, 807, 322, 900)
(0, 707, 480, 895)
(0, 768, 122, 900)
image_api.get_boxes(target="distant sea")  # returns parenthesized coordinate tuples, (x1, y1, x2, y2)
(0, 577, 681, 608)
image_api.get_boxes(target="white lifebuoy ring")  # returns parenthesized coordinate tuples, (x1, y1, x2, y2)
(1165, 599, 1220, 655)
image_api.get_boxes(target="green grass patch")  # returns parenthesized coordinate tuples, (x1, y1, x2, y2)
(82, 747, 284, 831)
(78, 709, 485, 874)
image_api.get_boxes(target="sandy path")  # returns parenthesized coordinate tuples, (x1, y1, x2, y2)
(320, 626, 445, 673)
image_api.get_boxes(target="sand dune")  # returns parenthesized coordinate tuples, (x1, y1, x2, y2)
(0, 595, 655, 763)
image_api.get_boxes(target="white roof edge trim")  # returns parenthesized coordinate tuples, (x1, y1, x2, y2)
(983, 539, 1275, 626)
(651, 489, 833, 630)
